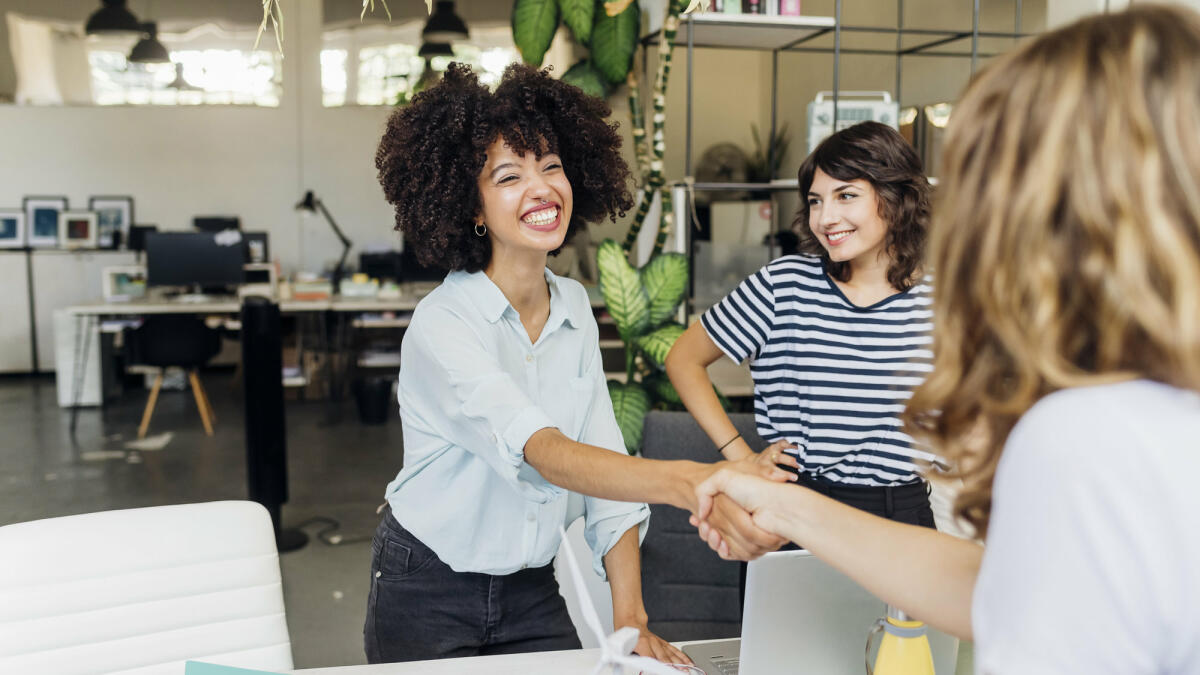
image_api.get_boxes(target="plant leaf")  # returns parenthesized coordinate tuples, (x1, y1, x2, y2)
(597, 239, 650, 341)
(643, 373, 682, 406)
(561, 59, 609, 100)
(592, 0, 639, 84)
(635, 322, 685, 369)
(608, 379, 651, 454)
(603, 0, 636, 17)
(558, 0, 594, 44)
(512, 0, 560, 67)
(640, 252, 688, 327)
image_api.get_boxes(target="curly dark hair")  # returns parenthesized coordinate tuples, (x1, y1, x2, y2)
(793, 121, 931, 291)
(375, 62, 634, 273)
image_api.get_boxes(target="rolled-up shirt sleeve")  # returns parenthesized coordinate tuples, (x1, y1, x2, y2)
(573, 332, 651, 579)
(403, 304, 565, 504)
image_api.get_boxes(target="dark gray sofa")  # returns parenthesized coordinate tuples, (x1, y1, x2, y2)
(638, 411, 767, 642)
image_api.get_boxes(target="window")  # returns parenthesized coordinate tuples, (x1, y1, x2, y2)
(88, 48, 282, 106)
(320, 22, 522, 107)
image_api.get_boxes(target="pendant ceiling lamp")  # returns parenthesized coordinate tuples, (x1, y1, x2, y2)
(85, 0, 141, 35)
(422, 1, 468, 43)
(417, 42, 454, 59)
(129, 22, 169, 64)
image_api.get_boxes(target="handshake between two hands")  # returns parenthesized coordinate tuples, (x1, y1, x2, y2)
(687, 440, 800, 561)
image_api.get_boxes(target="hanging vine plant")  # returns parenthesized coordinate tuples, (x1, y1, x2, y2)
(510, 0, 718, 453)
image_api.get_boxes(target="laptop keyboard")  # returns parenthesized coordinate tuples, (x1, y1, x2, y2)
(709, 656, 739, 675)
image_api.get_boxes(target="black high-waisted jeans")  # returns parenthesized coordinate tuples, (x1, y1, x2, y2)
(363, 507, 582, 664)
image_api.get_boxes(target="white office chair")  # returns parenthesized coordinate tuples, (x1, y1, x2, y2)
(0, 501, 293, 675)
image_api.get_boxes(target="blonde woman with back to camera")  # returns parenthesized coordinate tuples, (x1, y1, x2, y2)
(690, 5, 1200, 672)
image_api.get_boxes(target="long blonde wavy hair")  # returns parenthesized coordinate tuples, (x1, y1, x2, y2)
(904, 4, 1200, 538)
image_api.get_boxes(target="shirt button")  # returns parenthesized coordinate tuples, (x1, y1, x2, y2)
(525, 353, 534, 363)
(490, 433, 497, 444)
(375, 571, 381, 578)
(526, 512, 536, 522)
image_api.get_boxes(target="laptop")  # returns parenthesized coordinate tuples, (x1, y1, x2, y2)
(683, 550, 959, 675)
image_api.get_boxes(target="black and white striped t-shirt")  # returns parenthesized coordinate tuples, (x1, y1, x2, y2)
(701, 254, 937, 486)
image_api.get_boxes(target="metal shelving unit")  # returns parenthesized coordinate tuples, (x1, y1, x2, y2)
(638, 1, 1029, 308)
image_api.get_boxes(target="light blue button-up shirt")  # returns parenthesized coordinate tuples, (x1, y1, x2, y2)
(386, 268, 650, 578)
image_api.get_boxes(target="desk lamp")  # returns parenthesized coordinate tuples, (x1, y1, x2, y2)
(295, 190, 352, 294)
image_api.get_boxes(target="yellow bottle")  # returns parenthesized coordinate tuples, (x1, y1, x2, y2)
(869, 606, 936, 675)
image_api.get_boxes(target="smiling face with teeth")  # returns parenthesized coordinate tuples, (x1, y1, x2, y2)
(476, 136, 574, 272)
(806, 168, 891, 268)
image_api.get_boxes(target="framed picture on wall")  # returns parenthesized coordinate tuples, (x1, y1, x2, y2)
(88, 195, 134, 249)
(58, 210, 98, 249)
(0, 209, 25, 248)
(23, 196, 68, 247)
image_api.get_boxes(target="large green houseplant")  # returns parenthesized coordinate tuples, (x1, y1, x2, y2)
(512, 0, 713, 454)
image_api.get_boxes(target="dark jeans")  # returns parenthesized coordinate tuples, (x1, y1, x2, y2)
(363, 509, 582, 663)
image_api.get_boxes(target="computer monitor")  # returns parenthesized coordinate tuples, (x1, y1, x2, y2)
(127, 225, 158, 252)
(359, 250, 402, 282)
(145, 232, 246, 290)
(400, 246, 444, 282)
(193, 216, 240, 233)
(243, 231, 269, 263)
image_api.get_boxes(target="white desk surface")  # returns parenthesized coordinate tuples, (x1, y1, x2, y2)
(293, 648, 603, 674)
(66, 294, 424, 316)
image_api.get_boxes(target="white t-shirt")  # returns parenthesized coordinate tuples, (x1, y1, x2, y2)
(973, 380, 1200, 674)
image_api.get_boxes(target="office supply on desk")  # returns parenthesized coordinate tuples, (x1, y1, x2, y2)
(101, 265, 147, 301)
(557, 527, 692, 675)
(295, 190, 352, 293)
(243, 231, 269, 263)
(126, 314, 222, 438)
(683, 550, 958, 675)
(0, 501, 293, 675)
(145, 231, 245, 294)
(241, 262, 278, 300)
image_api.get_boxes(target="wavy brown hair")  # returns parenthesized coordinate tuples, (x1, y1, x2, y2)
(793, 121, 931, 291)
(375, 62, 633, 272)
(904, 4, 1200, 538)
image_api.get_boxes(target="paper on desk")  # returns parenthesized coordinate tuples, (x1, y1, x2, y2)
(558, 527, 683, 675)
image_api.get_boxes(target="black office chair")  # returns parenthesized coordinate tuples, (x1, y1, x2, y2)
(127, 315, 223, 439)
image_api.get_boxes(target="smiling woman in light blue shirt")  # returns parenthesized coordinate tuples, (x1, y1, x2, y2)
(387, 267, 648, 578)
(363, 62, 786, 667)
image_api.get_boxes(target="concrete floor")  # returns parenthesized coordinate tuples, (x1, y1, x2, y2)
(0, 372, 973, 673)
(0, 372, 392, 670)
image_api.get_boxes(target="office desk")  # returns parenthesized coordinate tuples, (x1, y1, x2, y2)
(59, 294, 426, 431)
(294, 649, 603, 674)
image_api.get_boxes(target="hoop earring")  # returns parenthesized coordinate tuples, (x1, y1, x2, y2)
(474, 223, 487, 237)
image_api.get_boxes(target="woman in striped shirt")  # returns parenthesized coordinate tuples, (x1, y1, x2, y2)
(666, 121, 937, 536)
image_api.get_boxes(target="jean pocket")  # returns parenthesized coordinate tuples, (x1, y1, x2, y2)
(377, 534, 438, 581)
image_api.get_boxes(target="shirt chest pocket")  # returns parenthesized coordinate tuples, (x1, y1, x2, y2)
(539, 375, 595, 441)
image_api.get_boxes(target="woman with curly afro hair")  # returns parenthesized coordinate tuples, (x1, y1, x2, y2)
(366, 63, 785, 665)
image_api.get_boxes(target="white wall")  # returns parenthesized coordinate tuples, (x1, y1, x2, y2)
(0, 0, 399, 277)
